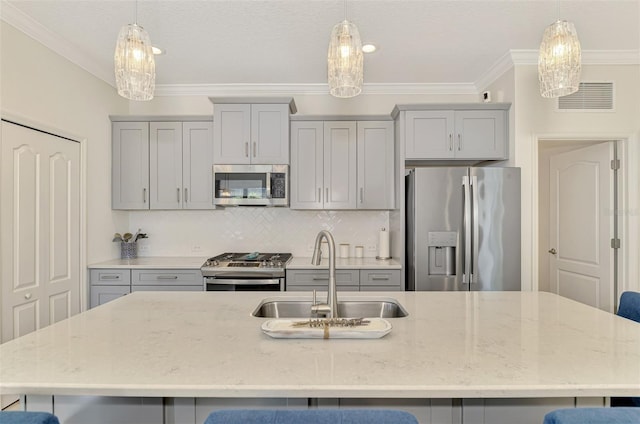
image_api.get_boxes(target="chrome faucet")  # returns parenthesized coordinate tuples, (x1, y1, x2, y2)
(311, 230, 339, 318)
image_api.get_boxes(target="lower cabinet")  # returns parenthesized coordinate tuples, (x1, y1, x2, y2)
(89, 268, 203, 308)
(286, 269, 401, 291)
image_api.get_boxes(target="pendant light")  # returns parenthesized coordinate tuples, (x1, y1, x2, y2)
(327, 0, 363, 98)
(114, 0, 155, 101)
(537, 1, 581, 98)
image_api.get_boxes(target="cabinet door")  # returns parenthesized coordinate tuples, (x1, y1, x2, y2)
(405, 111, 455, 160)
(454, 110, 506, 159)
(149, 122, 183, 209)
(214, 104, 251, 164)
(90, 285, 130, 308)
(290, 122, 324, 209)
(357, 121, 395, 209)
(251, 104, 290, 164)
(286, 269, 359, 289)
(183, 122, 214, 210)
(323, 121, 357, 209)
(359, 270, 401, 290)
(131, 269, 203, 287)
(112, 122, 149, 209)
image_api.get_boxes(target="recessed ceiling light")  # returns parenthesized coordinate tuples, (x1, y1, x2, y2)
(152, 46, 165, 55)
(362, 44, 377, 53)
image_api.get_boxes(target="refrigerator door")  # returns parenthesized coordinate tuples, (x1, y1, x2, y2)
(469, 167, 521, 291)
(407, 167, 468, 291)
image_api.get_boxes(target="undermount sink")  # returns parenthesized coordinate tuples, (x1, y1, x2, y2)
(252, 298, 409, 318)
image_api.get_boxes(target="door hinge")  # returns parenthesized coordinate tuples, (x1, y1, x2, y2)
(611, 159, 620, 170)
(611, 238, 621, 249)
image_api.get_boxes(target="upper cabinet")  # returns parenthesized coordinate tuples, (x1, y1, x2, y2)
(398, 104, 509, 161)
(211, 98, 296, 165)
(112, 117, 214, 210)
(290, 119, 394, 210)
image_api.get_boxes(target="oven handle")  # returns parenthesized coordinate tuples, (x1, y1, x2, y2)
(205, 278, 281, 286)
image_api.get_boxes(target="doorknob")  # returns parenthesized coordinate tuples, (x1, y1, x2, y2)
(24, 293, 32, 300)
(548, 248, 557, 255)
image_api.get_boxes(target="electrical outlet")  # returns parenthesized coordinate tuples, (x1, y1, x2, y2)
(139, 244, 149, 252)
(191, 245, 202, 253)
(367, 245, 377, 251)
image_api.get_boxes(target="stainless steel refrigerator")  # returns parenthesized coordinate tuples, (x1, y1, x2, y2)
(406, 167, 521, 291)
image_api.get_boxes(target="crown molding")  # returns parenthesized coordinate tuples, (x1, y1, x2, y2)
(0, 1, 115, 86)
(154, 82, 479, 97)
(474, 50, 516, 91)
(510, 49, 640, 66)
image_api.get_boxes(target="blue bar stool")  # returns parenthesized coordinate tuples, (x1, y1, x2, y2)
(0, 411, 60, 424)
(543, 407, 640, 424)
(204, 409, 419, 424)
(612, 291, 640, 407)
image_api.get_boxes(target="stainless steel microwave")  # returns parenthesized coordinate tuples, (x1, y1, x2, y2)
(213, 164, 288, 207)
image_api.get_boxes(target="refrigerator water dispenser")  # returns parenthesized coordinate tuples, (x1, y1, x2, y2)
(427, 232, 456, 275)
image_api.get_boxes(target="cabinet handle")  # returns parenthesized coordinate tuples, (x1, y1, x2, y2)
(245, 142, 249, 157)
(326, 188, 329, 202)
(143, 188, 147, 203)
(157, 275, 179, 280)
(371, 276, 390, 281)
(177, 188, 180, 202)
(318, 188, 321, 203)
(312, 277, 328, 281)
(253, 142, 257, 157)
(449, 134, 453, 151)
(184, 188, 188, 202)
(457, 134, 462, 151)
(24, 293, 32, 300)
(360, 187, 364, 203)
(101, 275, 121, 280)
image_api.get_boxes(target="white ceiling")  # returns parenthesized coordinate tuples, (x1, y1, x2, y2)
(2, 0, 639, 94)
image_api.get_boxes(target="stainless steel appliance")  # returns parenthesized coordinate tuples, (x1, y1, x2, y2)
(213, 164, 288, 207)
(406, 167, 521, 291)
(202, 252, 292, 291)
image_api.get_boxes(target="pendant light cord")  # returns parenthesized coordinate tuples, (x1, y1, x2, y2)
(134, 0, 138, 25)
(344, 0, 348, 21)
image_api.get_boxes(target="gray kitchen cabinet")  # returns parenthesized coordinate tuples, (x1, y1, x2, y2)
(213, 103, 290, 164)
(357, 121, 395, 209)
(89, 269, 131, 308)
(286, 269, 360, 292)
(112, 122, 149, 209)
(89, 268, 203, 308)
(290, 120, 393, 210)
(404, 108, 507, 160)
(131, 269, 204, 291)
(112, 117, 214, 210)
(149, 121, 214, 210)
(359, 270, 401, 291)
(286, 269, 401, 292)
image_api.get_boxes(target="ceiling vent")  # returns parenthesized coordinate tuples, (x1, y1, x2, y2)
(557, 82, 614, 111)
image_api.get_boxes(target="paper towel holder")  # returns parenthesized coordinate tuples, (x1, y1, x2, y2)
(377, 227, 392, 260)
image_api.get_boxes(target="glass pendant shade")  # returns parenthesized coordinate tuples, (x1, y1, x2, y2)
(327, 20, 364, 98)
(114, 23, 156, 101)
(538, 20, 582, 98)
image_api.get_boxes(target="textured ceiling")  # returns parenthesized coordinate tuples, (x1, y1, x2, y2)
(3, 0, 639, 90)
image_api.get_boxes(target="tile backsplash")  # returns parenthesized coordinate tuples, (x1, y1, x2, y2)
(128, 209, 389, 258)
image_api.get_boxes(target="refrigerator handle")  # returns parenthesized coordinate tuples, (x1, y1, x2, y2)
(462, 176, 471, 284)
(471, 175, 479, 284)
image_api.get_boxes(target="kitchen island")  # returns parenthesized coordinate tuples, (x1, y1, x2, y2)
(1, 291, 639, 423)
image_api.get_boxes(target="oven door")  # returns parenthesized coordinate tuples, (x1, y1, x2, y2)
(205, 277, 283, 292)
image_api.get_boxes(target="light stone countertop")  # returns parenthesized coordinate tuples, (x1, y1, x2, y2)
(1, 291, 640, 399)
(287, 257, 401, 269)
(88, 257, 209, 269)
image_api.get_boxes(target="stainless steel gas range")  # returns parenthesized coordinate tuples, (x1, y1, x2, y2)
(201, 252, 292, 291)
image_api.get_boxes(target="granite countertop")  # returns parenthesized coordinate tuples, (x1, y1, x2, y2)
(88, 257, 209, 269)
(287, 257, 401, 269)
(1, 291, 640, 399)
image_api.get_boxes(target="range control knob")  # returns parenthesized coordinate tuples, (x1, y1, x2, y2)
(211, 260, 219, 267)
(260, 260, 267, 267)
(275, 261, 283, 267)
(269, 261, 275, 267)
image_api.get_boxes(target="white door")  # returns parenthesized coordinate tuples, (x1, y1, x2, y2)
(549, 142, 615, 311)
(1, 120, 81, 343)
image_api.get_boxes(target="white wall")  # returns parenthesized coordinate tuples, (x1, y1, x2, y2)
(0, 21, 129, 264)
(513, 64, 640, 292)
